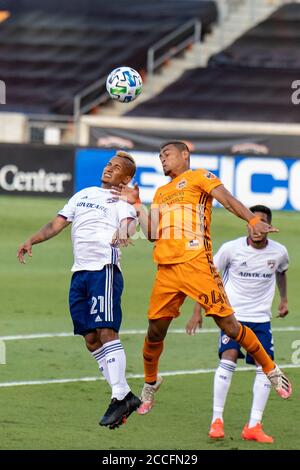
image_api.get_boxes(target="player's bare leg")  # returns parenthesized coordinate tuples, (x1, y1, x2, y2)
(213, 314, 292, 399)
(137, 317, 172, 415)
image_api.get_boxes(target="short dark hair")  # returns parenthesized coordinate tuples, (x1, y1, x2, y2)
(160, 141, 190, 154)
(249, 205, 272, 223)
(115, 150, 136, 177)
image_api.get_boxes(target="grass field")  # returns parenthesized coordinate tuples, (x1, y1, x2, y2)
(0, 195, 299, 450)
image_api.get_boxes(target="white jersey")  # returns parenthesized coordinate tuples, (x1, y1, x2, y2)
(59, 186, 136, 272)
(214, 237, 289, 322)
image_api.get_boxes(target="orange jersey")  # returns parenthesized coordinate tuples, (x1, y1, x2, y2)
(152, 169, 222, 264)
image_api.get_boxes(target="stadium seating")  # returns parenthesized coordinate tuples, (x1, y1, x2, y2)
(0, 0, 217, 20)
(0, 0, 217, 114)
(127, 3, 300, 123)
(209, 2, 300, 70)
(126, 66, 300, 123)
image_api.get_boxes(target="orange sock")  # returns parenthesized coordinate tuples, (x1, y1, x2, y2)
(143, 337, 164, 383)
(236, 324, 275, 374)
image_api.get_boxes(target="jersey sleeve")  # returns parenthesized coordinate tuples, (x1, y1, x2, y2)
(277, 246, 289, 273)
(194, 169, 222, 194)
(151, 188, 161, 211)
(58, 192, 78, 222)
(213, 242, 232, 273)
(152, 188, 160, 204)
(116, 200, 137, 224)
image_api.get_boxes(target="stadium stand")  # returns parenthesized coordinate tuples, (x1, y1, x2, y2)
(0, 0, 217, 115)
(125, 66, 300, 122)
(208, 2, 300, 70)
(127, 2, 300, 123)
(0, 0, 217, 19)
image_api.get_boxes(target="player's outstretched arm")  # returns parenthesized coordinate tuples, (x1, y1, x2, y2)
(211, 185, 279, 236)
(111, 217, 136, 248)
(17, 215, 70, 264)
(136, 203, 159, 242)
(186, 303, 203, 335)
(111, 183, 159, 242)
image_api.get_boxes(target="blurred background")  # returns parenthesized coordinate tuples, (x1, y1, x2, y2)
(0, 0, 300, 207)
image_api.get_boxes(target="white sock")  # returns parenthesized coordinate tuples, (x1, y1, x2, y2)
(249, 366, 271, 428)
(91, 345, 111, 385)
(103, 339, 131, 400)
(212, 359, 236, 423)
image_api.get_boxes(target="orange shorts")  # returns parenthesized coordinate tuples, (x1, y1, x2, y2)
(148, 251, 233, 320)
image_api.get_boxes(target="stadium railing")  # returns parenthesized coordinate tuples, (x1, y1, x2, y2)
(27, 114, 75, 145)
(146, 18, 202, 92)
(73, 18, 203, 144)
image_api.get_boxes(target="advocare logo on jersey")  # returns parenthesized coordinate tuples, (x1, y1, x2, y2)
(0, 164, 72, 193)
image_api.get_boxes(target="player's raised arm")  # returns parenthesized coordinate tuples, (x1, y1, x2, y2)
(111, 217, 136, 247)
(17, 215, 70, 264)
(111, 183, 159, 242)
(211, 185, 279, 236)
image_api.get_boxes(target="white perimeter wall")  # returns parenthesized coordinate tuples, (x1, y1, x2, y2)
(0, 113, 27, 143)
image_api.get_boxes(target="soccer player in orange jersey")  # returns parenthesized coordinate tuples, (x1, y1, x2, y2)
(112, 141, 292, 416)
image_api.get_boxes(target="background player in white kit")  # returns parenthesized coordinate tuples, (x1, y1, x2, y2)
(186, 205, 289, 443)
(17, 151, 141, 430)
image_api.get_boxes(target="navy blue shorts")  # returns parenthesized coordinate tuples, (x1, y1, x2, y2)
(69, 265, 124, 336)
(218, 321, 274, 365)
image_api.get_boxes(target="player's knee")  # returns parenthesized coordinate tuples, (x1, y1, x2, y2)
(147, 325, 165, 342)
(147, 318, 170, 342)
(222, 349, 238, 362)
(223, 323, 240, 339)
(84, 334, 100, 352)
(99, 328, 118, 344)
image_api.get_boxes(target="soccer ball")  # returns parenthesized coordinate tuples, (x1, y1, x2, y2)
(106, 66, 143, 103)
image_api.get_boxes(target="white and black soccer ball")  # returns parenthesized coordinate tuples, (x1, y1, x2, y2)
(106, 66, 143, 103)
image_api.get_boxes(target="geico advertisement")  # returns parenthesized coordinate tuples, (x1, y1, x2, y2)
(75, 149, 300, 211)
(0, 145, 74, 197)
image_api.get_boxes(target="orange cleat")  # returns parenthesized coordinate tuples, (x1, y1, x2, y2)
(208, 419, 224, 439)
(242, 423, 274, 443)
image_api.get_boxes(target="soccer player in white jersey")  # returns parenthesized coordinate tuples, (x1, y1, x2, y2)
(17, 151, 141, 429)
(186, 205, 289, 443)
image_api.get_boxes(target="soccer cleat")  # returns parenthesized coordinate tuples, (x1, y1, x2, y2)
(267, 365, 292, 399)
(242, 423, 274, 443)
(137, 376, 163, 415)
(99, 391, 141, 429)
(208, 419, 224, 439)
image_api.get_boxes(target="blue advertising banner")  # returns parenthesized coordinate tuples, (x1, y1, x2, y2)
(75, 149, 300, 211)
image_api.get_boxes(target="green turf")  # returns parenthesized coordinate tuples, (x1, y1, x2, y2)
(0, 196, 299, 449)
